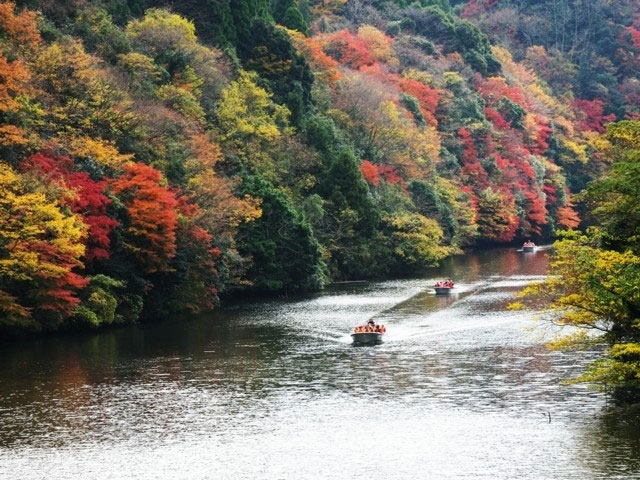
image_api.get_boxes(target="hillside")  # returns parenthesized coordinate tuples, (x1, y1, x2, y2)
(0, 0, 634, 334)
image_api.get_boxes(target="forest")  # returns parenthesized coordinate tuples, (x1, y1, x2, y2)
(0, 1, 638, 400)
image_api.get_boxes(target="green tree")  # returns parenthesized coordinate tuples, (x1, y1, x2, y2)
(271, 0, 308, 34)
(237, 174, 324, 292)
(582, 120, 640, 253)
(242, 18, 313, 125)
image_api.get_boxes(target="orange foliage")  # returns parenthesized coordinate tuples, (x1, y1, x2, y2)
(360, 160, 380, 186)
(523, 191, 548, 235)
(111, 163, 178, 273)
(0, 54, 30, 112)
(556, 196, 581, 229)
(295, 36, 341, 84)
(0, 2, 41, 48)
(321, 29, 374, 70)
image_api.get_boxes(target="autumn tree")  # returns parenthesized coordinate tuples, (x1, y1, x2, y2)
(0, 162, 87, 330)
(111, 162, 178, 274)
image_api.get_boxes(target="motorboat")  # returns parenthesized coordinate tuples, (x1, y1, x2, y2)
(351, 323, 385, 345)
(522, 241, 536, 252)
(434, 281, 454, 295)
(351, 331, 384, 345)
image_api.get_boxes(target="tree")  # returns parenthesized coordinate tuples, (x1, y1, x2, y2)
(513, 232, 640, 403)
(0, 162, 87, 330)
(21, 152, 119, 262)
(215, 69, 291, 180)
(241, 19, 313, 125)
(237, 174, 324, 292)
(271, 0, 308, 34)
(582, 120, 640, 253)
(381, 212, 451, 273)
(111, 162, 178, 274)
(475, 187, 518, 242)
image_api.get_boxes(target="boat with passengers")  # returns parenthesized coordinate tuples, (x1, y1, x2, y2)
(351, 319, 386, 345)
(434, 279, 455, 295)
(522, 241, 536, 252)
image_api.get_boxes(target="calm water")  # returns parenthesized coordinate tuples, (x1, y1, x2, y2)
(1, 247, 639, 479)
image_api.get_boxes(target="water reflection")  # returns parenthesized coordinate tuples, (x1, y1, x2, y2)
(1, 247, 638, 479)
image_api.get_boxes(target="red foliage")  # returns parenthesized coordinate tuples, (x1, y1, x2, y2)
(543, 184, 557, 207)
(111, 163, 178, 273)
(476, 76, 526, 107)
(484, 107, 510, 130)
(532, 117, 551, 155)
(624, 26, 640, 52)
(523, 191, 548, 235)
(458, 128, 489, 188)
(322, 30, 374, 70)
(461, 0, 499, 18)
(360, 160, 380, 186)
(378, 165, 405, 187)
(22, 152, 118, 262)
(29, 241, 89, 314)
(574, 99, 616, 133)
(398, 77, 440, 126)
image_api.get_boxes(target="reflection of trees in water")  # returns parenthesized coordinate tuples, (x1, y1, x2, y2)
(577, 408, 640, 477)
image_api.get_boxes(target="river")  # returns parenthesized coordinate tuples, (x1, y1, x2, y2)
(1, 247, 639, 479)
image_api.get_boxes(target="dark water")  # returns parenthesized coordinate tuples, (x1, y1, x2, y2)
(1, 247, 639, 479)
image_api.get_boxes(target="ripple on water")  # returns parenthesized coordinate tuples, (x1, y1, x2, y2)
(0, 247, 638, 479)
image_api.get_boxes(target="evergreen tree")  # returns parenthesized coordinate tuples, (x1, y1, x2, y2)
(242, 18, 313, 125)
(271, 0, 308, 34)
(237, 175, 324, 292)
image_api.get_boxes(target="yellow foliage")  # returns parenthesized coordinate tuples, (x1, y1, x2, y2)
(385, 212, 450, 267)
(402, 69, 434, 86)
(561, 138, 589, 164)
(216, 70, 290, 143)
(357, 25, 398, 67)
(68, 137, 134, 170)
(0, 162, 85, 283)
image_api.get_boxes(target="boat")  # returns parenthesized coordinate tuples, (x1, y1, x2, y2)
(351, 331, 384, 345)
(434, 280, 454, 295)
(522, 241, 536, 252)
(352, 322, 386, 345)
(434, 286, 454, 295)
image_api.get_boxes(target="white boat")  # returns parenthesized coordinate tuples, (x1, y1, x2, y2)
(522, 244, 536, 252)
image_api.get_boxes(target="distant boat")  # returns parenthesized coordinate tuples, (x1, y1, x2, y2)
(434, 281, 454, 295)
(351, 331, 384, 345)
(522, 242, 536, 252)
(434, 286, 454, 295)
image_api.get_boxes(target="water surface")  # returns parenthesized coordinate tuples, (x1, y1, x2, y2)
(1, 247, 639, 479)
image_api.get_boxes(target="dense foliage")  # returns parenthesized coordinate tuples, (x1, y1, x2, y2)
(1, 0, 635, 335)
(513, 121, 640, 404)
